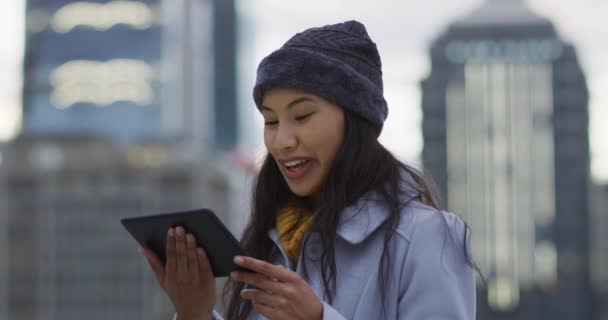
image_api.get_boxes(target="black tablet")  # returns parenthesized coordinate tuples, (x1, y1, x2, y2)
(121, 208, 245, 277)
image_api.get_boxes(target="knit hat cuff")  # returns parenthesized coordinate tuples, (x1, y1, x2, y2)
(253, 47, 388, 130)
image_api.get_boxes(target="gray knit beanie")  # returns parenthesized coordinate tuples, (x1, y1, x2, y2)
(253, 20, 388, 134)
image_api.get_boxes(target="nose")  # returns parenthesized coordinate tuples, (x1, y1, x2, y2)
(274, 122, 297, 151)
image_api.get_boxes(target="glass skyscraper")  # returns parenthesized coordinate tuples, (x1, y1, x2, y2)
(422, 0, 592, 318)
(22, 0, 165, 144)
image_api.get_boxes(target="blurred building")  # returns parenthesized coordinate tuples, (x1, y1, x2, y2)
(21, 0, 238, 152)
(591, 182, 608, 320)
(0, 135, 233, 320)
(421, 0, 592, 318)
(162, 0, 239, 154)
(212, 0, 239, 150)
(23, 0, 165, 145)
(0, 0, 244, 319)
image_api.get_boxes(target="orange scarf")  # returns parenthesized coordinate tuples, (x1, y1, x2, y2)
(275, 203, 315, 262)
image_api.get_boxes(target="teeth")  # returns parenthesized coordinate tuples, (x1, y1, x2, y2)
(285, 160, 306, 167)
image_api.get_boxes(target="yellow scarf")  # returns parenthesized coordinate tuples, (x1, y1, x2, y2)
(275, 203, 315, 262)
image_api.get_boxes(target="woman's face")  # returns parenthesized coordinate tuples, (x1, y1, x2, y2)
(261, 88, 345, 198)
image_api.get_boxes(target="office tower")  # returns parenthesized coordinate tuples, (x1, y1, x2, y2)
(22, 0, 238, 152)
(421, 0, 592, 318)
(212, 0, 238, 150)
(162, 0, 238, 155)
(22, 0, 165, 144)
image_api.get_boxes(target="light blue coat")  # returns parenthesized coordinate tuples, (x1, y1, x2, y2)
(184, 194, 476, 319)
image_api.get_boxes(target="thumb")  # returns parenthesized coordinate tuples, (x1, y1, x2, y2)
(138, 247, 165, 284)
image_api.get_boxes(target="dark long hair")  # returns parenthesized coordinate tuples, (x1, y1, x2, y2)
(223, 111, 477, 319)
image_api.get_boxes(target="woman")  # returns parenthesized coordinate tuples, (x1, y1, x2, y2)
(140, 20, 476, 320)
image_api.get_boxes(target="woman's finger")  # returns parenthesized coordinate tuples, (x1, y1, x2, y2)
(252, 301, 283, 320)
(139, 247, 165, 284)
(165, 228, 177, 278)
(175, 226, 189, 280)
(240, 288, 277, 307)
(231, 271, 283, 294)
(234, 256, 296, 283)
(198, 248, 212, 275)
(186, 233, 200, 283)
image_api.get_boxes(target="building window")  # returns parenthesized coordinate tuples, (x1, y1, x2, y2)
(446, 60, 556, 288)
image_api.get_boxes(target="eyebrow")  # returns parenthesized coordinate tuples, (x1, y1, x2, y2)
(261, 96, 315, 112)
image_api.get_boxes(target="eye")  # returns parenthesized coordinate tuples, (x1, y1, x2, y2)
(295, 113, 314, 122)
(264, 120, 278, 127)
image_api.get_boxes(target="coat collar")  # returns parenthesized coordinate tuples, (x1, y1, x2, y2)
(336, 170, 421, 244)
(266, 195, 388, 247)
(269, 192, 420, 246)
(268, 171, 421, 246)
(335, 193, 390, 244)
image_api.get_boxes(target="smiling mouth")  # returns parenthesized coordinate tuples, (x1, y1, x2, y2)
(285, 159, 310, 171)
(281, 159, 314, 180)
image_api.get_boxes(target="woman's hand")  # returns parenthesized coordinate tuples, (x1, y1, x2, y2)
(231, 256, 323, 320)
(139, 226, 216, 320)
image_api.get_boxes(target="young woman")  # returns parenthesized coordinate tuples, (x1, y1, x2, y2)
(140, 20, 476, 320)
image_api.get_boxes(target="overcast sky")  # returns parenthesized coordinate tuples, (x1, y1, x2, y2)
(0, 0, 606, 182)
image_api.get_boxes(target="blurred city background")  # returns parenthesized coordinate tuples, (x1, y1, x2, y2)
(0, 0, 606, 319)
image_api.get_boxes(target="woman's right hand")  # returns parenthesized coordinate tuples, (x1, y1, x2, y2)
(139, 226, 216, 320)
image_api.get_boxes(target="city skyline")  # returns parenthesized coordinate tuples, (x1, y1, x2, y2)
(242, 0, 607, 183)
(1, 0, 606, 182)
(0, 1, 605, 318)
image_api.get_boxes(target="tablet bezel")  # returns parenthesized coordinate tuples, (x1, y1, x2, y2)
(121, 208, 244, 278)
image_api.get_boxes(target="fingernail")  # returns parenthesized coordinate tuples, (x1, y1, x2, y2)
(230, 272, 238, 279)
(137, 247, 143, 254)
(234, 256, 244, 264)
